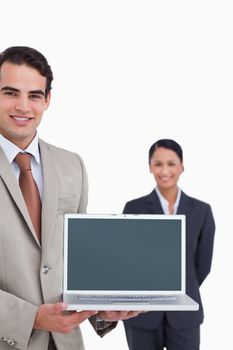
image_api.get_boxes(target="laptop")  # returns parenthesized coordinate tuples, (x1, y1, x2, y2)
(63, 214, 199, 311)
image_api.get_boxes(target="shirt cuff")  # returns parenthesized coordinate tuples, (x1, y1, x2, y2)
(89, 315, 118, 337)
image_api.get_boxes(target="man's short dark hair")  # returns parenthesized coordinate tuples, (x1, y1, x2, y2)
(0, 46, 53, 98)
(149, 139, 183, 164)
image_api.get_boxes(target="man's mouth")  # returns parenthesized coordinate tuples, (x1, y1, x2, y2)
(11, 115, 32, 121)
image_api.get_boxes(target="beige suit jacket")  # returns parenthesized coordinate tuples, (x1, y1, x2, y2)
(0, 139, 88, 350)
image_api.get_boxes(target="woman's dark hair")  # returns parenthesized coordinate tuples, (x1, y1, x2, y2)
(149, 139, 183, 164)
(0, 46, 53, 98)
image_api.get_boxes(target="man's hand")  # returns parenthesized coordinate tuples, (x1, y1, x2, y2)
(98, 311, 141, 322)
(34, 303, 97, 333)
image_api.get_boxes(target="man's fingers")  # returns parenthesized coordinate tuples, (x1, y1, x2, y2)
(40, 302, 68, 315)
(124, 311, 141, 317)
(34, 304, 97, 332)
(98, 310, 142, 321)
(52, 302, 68, 314)
(70, 310, 98, 326)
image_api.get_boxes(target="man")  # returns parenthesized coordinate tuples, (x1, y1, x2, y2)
(0, 46, 139, 350)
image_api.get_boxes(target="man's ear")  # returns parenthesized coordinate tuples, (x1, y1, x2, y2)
(45, 91, 51, 110)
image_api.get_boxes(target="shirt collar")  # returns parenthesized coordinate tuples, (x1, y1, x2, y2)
(155, 186, 181, 214)
(0, 133, 40, 164)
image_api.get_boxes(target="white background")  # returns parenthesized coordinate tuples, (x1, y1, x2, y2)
(2, 1, 232, 349)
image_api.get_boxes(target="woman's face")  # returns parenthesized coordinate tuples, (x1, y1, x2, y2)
(149, 147, 184, 191)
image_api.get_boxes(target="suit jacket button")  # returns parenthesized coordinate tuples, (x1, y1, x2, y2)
(42, 265, 49, 274)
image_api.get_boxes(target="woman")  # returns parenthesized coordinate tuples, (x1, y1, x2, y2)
(123, 139, 215, 350)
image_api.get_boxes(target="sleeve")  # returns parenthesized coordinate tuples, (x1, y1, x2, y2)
(77, 155, 88, 214)
(0, 290, 38, 349)
(195, 204, 216, 286)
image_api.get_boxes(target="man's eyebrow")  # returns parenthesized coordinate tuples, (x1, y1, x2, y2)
(0, 86, 45, 96)
(29, 90, 45, 96)
(1, 86, 20, 92)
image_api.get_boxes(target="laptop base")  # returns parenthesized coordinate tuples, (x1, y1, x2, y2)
(64, 293, 199, 311)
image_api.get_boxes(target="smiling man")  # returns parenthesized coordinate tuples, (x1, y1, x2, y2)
(0, 46, 139, 350)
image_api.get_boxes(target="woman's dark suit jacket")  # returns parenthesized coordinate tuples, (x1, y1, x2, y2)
(123, 189, 215, 330)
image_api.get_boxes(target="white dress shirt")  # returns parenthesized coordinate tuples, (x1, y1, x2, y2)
(155, 186, 181, 215)
(0, 133, 43, 199)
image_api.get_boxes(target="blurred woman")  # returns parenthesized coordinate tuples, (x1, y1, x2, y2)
(123, 139, 215, 350)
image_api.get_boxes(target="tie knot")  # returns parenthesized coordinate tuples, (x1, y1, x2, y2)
(15, 153, 32, 171)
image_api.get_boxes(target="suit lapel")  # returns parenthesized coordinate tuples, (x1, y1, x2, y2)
(177, 191, 194, 215)
(39, 139, 59, 248)
(146, 190, 164, 214)
(0, 146, 40, 245)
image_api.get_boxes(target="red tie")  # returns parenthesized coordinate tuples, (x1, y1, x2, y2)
(15, 153, 41, 241)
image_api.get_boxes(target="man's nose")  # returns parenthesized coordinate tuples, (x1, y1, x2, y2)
(15, 96, 30, 113)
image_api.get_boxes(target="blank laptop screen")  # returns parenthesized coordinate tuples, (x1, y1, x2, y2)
(66, 217, 182, 291)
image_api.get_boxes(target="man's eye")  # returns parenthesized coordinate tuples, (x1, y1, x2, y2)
(4, 91, 16, 96)
(30, 94, 41, 99)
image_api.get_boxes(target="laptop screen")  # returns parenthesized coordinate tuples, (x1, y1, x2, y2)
(64, 214, 185, 293)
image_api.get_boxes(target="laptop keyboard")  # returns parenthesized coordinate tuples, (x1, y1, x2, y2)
(76, 294, 177, 304)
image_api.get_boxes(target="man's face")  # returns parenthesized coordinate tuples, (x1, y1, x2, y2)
(0, 62, 50, 149)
